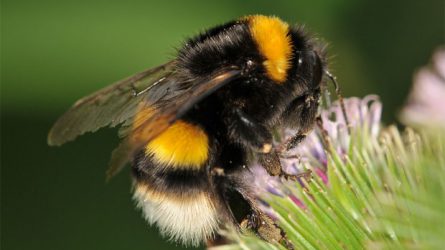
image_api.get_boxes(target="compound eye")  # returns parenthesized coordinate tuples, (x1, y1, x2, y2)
(295, 50, 323, 89)
(310, 51, 323, 87)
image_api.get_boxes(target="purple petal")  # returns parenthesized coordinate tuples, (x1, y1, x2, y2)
(400, 48, 445, 127)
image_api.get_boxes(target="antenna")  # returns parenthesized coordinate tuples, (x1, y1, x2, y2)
(325, 71, 351, 134)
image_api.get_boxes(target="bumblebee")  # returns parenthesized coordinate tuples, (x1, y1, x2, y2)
(48, 15, 327, 248)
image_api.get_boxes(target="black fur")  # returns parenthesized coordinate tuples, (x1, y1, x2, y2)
(177, 20, 261, 77)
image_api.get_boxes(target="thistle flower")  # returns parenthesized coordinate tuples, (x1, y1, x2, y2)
(212, 49, 445, 250)
(252, 95, 382, 199)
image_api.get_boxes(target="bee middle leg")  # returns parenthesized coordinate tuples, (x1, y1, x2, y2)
(211, 147, 295, 248)
(233, 184, 294, 249)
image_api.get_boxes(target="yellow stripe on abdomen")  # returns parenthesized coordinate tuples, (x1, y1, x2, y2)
(145, 120, 209, 170)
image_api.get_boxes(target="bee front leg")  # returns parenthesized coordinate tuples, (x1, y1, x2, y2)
(281, 132, 307, 151)
(226, 108, 273, 153)
(258, 151, 311, 181)
(277, 127, 312, 154)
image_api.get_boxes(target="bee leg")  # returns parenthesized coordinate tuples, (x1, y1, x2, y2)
(241, 212, 294, 249)
(223, 171, 294, 248)
(236, 188, 294, 249)
(258, 151, 282, 176)
(259, 151, 312, 181)
(256, 215, 295, 250)
(283, 132, 307, 151)
(227, 109, 273, 153)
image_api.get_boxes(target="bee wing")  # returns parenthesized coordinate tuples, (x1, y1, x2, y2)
(47, 60, 176, 146)
(132, 68, 242, 141)
(106, 67, 242, 179)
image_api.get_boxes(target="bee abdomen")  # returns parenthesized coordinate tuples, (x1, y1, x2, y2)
(132, 135, 219, 246)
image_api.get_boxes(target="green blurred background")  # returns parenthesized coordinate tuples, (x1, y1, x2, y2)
(1, 1, 443, 249)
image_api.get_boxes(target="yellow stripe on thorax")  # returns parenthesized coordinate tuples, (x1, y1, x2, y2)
(145, 120, 209, 170)
(247, 15, 292, 83)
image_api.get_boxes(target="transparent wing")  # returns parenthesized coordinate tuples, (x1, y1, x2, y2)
(48, 61, 176, 146)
